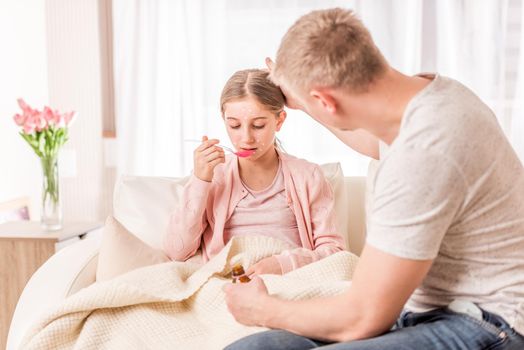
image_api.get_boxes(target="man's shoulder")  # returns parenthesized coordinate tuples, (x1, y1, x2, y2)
(399, 77, 501, 165)
(406, 74, 495, 129)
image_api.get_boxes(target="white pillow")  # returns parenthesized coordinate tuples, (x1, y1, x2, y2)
(319, 162, 349, 247)
(365, 159, 380, 226)
(113, 162, 346, 251)
(113, 175, 189, 250)
(96, 216, 170, 281)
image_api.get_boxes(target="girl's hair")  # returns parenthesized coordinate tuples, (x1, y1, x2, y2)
(220, 69, 285, 116)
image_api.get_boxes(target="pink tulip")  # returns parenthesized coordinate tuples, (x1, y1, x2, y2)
(34, 113, 47, 131)
(63, 111, 76, 126)
(13, 113, 27, 126)
(22, 112, 44, 133)
(17, 99, 39, 120)
(53, 112, 64, 128)
(42, 107, 63, 128)
(13, 99, 76, 135)
(17, 98, 32, 113)
(23, 121, 36, 134)
(42, 106, 55, 122)
(24, 114, 36, 127)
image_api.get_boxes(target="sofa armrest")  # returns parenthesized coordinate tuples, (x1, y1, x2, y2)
(7, 235, 100, 350)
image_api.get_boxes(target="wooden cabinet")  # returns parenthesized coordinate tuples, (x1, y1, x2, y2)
(0, 221, 102, 350)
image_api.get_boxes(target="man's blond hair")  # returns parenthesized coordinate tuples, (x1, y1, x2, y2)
(273, 8, 388, 93)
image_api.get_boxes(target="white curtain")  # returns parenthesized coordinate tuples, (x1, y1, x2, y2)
(113, 0, 523, 178)
(113, 0, 208, 176)
(433, 0, 523, 163)
(432, 1, 516, 144)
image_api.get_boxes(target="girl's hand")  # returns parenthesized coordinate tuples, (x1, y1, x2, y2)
(193, 135, 225, 182)
(246, 256, 283, 276)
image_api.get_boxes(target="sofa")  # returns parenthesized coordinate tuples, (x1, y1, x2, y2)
(7, 162, 371, 350)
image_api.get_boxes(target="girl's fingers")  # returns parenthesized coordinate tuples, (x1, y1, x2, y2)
(206, 151, 225, 162)
(196, 138, 220, 152)
(207, 157, 225, 169)
(200, 145, 222, 157)
(195, 150, 223, 169)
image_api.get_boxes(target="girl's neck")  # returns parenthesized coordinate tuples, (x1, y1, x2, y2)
(238, 147, 280, 187)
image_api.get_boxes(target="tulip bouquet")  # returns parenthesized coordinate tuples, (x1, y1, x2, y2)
(12, 99, 76, 230)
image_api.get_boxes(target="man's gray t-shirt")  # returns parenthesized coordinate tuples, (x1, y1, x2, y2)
(367, 74, 524, 334)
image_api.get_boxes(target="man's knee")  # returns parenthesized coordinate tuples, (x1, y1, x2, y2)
(224, 330, 320, 350)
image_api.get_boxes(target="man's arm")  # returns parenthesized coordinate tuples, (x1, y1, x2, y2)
(224, 244, 432, 342)
(323, 126, 380, 160)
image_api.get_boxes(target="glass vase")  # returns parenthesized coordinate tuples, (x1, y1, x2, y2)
(41, 156, 62, 231)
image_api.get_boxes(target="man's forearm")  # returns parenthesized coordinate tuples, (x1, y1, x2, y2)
(325, 127, 380, 160)
(255, 245, 434, 342)
(259, 292, 370, 342)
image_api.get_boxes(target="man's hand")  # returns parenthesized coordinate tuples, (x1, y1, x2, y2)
(223, 276, 271, 326)
(246, 256, 282, 276)
(324, 127, 380, 160)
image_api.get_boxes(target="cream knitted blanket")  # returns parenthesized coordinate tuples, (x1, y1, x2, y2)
(21, 236, 358, 350)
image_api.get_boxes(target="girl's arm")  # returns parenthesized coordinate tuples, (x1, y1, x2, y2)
(165, 136, 224, 261)
(163, 175, 211, 261)
(275, 165, 346, 273)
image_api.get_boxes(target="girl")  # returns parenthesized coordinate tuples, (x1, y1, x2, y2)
(163, 69, 345, 275)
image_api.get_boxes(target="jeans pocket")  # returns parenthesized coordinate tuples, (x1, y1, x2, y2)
(450, 310, 510, 349)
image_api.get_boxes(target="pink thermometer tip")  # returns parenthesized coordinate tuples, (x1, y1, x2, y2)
(235, 150, 255, 158)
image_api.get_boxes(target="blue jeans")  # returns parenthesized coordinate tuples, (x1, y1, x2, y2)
(225, 307, 524, 350)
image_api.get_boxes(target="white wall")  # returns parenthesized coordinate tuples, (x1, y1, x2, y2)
(45, 0, 113, 223)
(0, 0, 49, 218)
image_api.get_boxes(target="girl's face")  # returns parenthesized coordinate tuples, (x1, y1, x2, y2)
(223, 97, 285, 161)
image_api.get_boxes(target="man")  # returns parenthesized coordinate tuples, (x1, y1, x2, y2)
(223, 8, 524, 350)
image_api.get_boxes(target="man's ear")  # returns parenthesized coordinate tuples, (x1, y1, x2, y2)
(265, 57, 275, 71)
(310, 89, 337, 114)
(276, 110, 287, 131)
